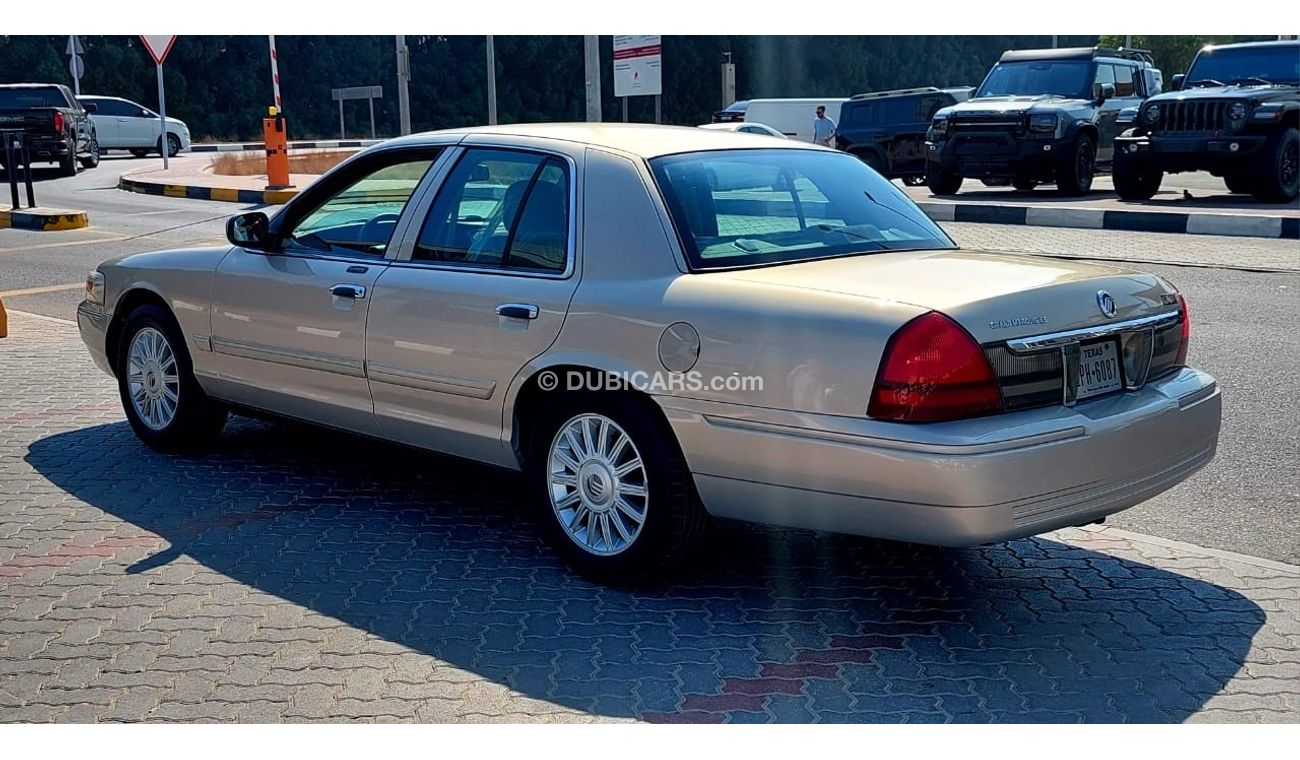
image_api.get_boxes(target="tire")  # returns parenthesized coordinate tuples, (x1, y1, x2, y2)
(130, 148, 151, 158)
(1252, 127, 1299, 203)
(1223, 173, 1253, 194)
(159, 133, 182, 158)
(1112, 149, 1163, 200)
(58, 145, 78, 177)
(526, 390, 707, 584)
(926, 166, 963, 195)
(116, 304, 227, 453)
(79, 136, 100, 169)
(1055, 133, 1096, 196)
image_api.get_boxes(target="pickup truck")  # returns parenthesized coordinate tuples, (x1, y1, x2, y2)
(0, 83, 100, 176)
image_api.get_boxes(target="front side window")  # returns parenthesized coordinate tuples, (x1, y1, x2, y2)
(651, 149, 954, 271)
(283, 153, 435, 258)
(412, 149, 570, 272)
(976, 61, 1093, 99)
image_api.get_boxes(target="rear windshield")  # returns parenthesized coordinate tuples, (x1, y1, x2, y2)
(0, 87, 69, 110)
(1186, 45, 1300, 87)
(650, 149, 954, 271)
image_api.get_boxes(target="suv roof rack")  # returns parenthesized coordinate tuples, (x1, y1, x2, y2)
(849, 86, 940, 100)
(999, 46, 1153, 64)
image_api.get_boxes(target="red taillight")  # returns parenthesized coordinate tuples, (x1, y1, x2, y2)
(1175, 293, 1191, 366)
(868, 312, 1003, 423)
(53, 111, 65, 134)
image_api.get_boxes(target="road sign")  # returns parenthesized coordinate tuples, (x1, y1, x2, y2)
(65, 35, 84, 56)
(331, 86, 383, 139)
(69, 55, 84, 81)
(139, 35, 177, 65)
(613, 35, 662, 98)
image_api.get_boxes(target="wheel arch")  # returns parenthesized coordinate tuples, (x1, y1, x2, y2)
(105, 286, 172, 376)
(508, 357, 679, 469)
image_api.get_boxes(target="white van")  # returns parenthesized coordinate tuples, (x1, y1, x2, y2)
(742, 98, 849, 142)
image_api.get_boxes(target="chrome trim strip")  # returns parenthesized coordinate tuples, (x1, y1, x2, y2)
(211, 336, 365, 377)
(76, 303, 107, 326)
(191, 333, 213, 352)
(367, 362, 496, 399)
(701, 415, 1086, 456)
(1006, 311, 1181, 353)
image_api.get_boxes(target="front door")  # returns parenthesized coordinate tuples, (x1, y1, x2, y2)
(119, 101, 160, 148)
(207, 148, 441, 434)
(366, 146, 581, 467)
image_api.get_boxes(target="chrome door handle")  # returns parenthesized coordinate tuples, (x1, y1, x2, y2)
(330, 283, 367, 299)
(496, 303, 539, 320)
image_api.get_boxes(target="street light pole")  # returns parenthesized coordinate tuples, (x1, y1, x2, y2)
(486, 35, 498, 126)
(396, 35, 411, 136)
(583, 35, 601, 122)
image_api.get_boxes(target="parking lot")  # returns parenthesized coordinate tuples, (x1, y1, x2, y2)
(3, 149, 1300, 724)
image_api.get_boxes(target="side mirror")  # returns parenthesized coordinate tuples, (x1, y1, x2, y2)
(1171, 74, 1185, 91)
(227, 212, 272, 250)
(1093, 82, 1116, 103)
(83, 102, 98, 114)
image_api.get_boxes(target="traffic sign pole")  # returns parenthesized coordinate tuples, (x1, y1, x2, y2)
(156, 62, 168, 170)
(139, 36, 178, 170)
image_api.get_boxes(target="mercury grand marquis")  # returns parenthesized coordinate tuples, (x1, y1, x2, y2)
(77, 123, 1221, 582)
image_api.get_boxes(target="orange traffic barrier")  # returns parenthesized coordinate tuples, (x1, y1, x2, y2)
(264, 107, 291, 190)
(0, 295, 8, 338)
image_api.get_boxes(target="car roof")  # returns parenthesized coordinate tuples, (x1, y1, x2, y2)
(380, 122, 816, 159)
(1201, 40, 1300, 52)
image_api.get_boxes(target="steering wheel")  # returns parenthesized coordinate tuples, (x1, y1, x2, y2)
(358, 213, 402, 248)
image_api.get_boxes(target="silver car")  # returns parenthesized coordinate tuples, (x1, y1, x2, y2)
(78, 124, 1221, 582)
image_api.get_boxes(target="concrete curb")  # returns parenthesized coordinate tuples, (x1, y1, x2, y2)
(918, 200, 1300, 240)
(117, 175, 297, 206)
(1076, 524, 1300, 575)
(190, 139, 381, 153)
(0, 207, 89, 231)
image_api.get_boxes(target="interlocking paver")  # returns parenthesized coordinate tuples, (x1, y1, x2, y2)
(1, 311, 1299, 723)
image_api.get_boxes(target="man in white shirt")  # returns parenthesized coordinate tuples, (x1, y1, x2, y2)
(812, 105, 837, 147)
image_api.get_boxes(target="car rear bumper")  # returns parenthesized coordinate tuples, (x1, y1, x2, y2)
(1115, 133, 1269, 172)
(659, 367, 1220, 546)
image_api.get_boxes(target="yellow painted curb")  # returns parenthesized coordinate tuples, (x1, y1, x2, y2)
(0, 207, 89, 231)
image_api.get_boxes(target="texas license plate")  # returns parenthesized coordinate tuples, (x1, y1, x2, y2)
(1077, 341, 1123, 400)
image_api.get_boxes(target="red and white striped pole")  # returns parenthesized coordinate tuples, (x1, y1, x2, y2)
(268, 35, 282, 113)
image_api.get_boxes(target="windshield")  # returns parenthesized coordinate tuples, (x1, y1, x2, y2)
(0, 87, 69, 110)
(976, 61, 1093, 99)
(1185, 45, 1300, 86)
(650, 149, 954, 271)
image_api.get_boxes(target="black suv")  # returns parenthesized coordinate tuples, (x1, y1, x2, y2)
(835, 87, 969, 184)
(925, 47, 1160, 195)
(1113, 40, 1299, 203)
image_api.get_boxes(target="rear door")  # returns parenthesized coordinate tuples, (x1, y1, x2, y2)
(83, 98, 122, 146)
(365, 144, 581, 467)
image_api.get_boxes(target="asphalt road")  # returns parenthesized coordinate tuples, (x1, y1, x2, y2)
(2, 160, 1298, 564)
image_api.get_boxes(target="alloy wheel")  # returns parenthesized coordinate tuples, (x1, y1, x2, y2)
(127, 327, 180, 430)
(547, 413, 649, 557)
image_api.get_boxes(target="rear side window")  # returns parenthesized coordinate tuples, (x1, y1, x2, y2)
(1113, 65, 1136, 97)
(915, 95, 950, 122)
(0, 87, 69, 109)
(412, 148, 570, 273)
(841, 102, 876, 128)
(880, 98, 912, 124)
(651, 149, 953, 271)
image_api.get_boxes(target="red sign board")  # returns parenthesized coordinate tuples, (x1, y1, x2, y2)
(139, 35, 177, 65)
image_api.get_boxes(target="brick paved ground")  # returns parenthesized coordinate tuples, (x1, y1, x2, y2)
(2, 311, 1298, 723)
